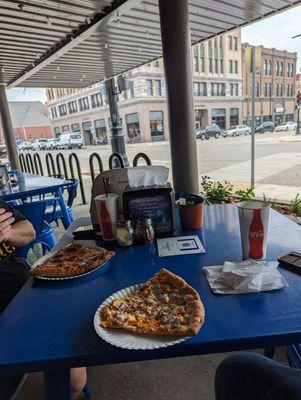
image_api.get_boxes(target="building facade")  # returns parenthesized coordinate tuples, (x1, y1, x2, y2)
(0, 101, 52, 142)
(46, 29, 243, 143)
(241, 44, 297, 125)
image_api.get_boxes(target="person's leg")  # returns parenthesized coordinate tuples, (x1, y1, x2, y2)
(70, 368, 87, 399)
(0, 262, 28, 313)
(215, 352, 301, 400)
(16, 368, 87, 400)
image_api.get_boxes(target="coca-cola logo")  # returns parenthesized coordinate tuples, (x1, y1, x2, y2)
(249, 230, 264, 238)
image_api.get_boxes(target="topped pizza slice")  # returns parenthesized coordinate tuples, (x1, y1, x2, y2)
(100, 268, 205, 336)
(30, 242, 115, 278)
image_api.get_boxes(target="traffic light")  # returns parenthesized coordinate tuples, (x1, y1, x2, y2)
(297, 92, 301, 105)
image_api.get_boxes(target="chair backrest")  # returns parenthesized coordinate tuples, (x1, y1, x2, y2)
(13, 200, 46, 235)
(63, 179, 79, 207)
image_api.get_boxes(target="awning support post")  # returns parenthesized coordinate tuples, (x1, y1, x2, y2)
(105, 78, 129, 168)
(158, 0, 199, 194)
(0, 83, 20, 169)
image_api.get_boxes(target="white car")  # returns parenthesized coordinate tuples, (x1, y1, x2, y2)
(56, 134, 83, 150)
(274, 121, 297, 132)
(19, 142, 32, 151)
(45, 138, 59, 150)
(32, 139, 48, 151)
(222, 125, 251, 137)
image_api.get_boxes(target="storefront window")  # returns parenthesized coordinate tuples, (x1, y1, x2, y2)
(54, 127, 61, 138)
(82, 121, 93, 145)
(71, 123, 80, 132)
(195, 110, 205, 129)
(212, 109, 226, 129)
(286, 114, 294, 122)
(230, 108, 239, 126)
(125, 113, 141, 143)
(149, 111, 164, 141)
(62, 125, 69, 133)
(94, 119, 107, 143)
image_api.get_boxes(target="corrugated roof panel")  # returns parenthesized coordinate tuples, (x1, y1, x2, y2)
(0, 0, 300, 88)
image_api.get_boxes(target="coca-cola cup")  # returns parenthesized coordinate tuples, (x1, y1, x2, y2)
(94, 194, 118, 241)
(237, 200, 270, 260)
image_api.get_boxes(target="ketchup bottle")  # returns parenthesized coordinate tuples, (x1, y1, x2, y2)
(248, 209, 264, 259)
(100, 201, 113, 240)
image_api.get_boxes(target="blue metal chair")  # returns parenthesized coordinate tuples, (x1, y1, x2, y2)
(286, 345, 301, 368)
(13, 200, 57, 259)
(44, 179, 79, 229)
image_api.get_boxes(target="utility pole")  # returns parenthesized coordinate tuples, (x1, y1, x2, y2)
(250, 46, 255, 189)
(296, 92, 301, 135)
(105, 78, 129, 167)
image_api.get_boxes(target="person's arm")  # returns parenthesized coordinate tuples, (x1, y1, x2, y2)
(5, 220, 35, 248)
(0, 208, 35, 248)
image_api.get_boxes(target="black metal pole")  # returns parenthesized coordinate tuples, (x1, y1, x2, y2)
(296, 106, 300, 135)
(105, 78, 129, 167)
(158, 0, 199, 194)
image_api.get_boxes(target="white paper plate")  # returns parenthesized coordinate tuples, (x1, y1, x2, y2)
(94, 284, 189, 350)
(31, 242, 110, 281)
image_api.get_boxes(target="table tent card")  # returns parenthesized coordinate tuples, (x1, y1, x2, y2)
(157, 235, 205, 257)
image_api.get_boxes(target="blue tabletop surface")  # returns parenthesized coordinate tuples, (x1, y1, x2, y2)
(1, 204, 301, 375)
(0, 172, 66, 199)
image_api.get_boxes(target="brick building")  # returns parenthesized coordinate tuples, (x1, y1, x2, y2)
(241, 44, 297, 125)
(0, 101, 52, 142)
(46, 29, 243, 143)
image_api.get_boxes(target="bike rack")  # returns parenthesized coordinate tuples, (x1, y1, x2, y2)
(25, 153, 35, 173)
(56, 153, 69, 179)
(33, 153, 44, 175)
(89, 153, 103, 182)
(69, 153, 86, 204)
(108, 152, 125, 170)
(45, 153, 57, 176)
(19, 153, 26, 172)
(133, 153, 152, 167)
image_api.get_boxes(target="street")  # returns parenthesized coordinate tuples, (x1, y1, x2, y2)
(21, 130, 301, 203)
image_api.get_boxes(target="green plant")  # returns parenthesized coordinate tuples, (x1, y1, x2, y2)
(263, 193, 277, 209)
(235, 188, 255, 201)
(290, 194, 301, 216)
(201, 175, 233, 203)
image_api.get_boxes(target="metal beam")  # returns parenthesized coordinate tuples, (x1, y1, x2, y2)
(158, 0, 199, 194)
(0, 81, 20, 169)
(7, 0, 143, 88)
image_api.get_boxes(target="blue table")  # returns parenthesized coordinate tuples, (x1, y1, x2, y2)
(1, 204, 301, 399)
(0, 172, 73, 228)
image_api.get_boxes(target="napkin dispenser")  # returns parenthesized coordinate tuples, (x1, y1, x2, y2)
(123, 185, 176, 234)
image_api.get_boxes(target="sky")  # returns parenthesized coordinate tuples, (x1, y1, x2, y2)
(6, 4, 301, 104)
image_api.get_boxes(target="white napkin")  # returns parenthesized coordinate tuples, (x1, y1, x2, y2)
(204, 260, 288, 294)
(127, 166, 169, 188)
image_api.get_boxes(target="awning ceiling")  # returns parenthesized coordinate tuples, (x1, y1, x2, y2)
(1, 0, 300, 88)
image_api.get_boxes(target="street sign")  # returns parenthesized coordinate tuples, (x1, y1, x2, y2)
(298, 105, 301, 110)
(245, 46, 261, 73)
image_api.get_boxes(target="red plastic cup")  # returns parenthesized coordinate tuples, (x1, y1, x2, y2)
(177, 194, 205, 230)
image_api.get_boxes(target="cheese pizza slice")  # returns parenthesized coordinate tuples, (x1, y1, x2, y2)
(100, 268, 205, 336)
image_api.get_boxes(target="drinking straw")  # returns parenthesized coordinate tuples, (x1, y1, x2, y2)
(103, 178, 108, 197)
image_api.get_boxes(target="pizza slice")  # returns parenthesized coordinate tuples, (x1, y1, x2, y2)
(30, 242, 115, 278)
(100, 268, 205, 336)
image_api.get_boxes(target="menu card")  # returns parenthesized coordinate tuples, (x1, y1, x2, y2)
(157, 236, 205, 257)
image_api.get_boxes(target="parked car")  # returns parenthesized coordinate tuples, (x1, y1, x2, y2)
(45, 138, 59, 150)
(56, 134, 83, 150)
(222, 125, 251, 137)
(196, 124, 221, 140)
(255, 121, 275, 134)
(19, 141, 33, 151)
(16, 140, 23, 151)
(0, 143, 7, 158)
(32, 138, 48, 151)
(274, 121, 297, 132)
